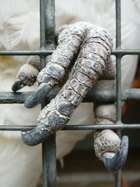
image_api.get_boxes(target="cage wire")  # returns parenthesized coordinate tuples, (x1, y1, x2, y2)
(0, 0, 140, 186)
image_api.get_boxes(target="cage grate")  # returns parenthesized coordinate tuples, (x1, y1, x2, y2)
(0, 0, 140, 186)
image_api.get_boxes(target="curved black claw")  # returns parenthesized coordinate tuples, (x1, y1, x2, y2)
(103, 136, 129, 172)
(22, 125, 51, 146)
(24, 83, 52, 108)
(12, 77, 25, 92)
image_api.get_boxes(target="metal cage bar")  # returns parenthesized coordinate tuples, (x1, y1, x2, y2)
(115, 0, 122, 186)
(0, 0, 140, 186)
(40, 0, 56, 186)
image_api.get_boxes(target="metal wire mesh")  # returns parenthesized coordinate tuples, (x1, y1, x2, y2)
(0, 0, 140, 186)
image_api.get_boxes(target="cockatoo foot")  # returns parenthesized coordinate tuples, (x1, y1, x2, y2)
(12, 76, 26, 92)
(12, 56, 40, 91)
(103, 136, 129, 171)
(24, 83, 52, 108)
(22, 123, 51, 146)
(94, 130, 129, 171)
(21, 22, 114, 146)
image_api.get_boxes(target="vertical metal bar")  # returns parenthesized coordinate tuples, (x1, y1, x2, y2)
(45, 1, 56, 49)
(40, 0, 46, 50)
(40, 0, 46, 69)
(115, 169, 122, 187)
(40, 0, 56, 187)
(115, 0, 122, 186)
(116, 0, 121, 49)
(42, 135, 56, 187)
(116, 0, 122, 123)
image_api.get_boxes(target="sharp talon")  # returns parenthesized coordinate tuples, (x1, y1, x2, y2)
(24, 83, 52, 108)
(12, 77, 25, 92)
(22, 125, 51, 146)
(103, 136, 129, 172)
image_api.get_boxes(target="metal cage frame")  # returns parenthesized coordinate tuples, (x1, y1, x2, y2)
(0, 0, 140, 186)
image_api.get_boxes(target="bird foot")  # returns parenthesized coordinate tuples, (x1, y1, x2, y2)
(94, 129, 129, 172)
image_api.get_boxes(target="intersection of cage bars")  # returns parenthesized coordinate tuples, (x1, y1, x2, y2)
(0, 0, 140, 186)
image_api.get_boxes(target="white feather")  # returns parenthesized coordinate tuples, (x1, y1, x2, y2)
(0, 0, 140, 186)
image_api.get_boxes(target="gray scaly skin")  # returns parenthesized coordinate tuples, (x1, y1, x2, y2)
(12, 21, 129, 171)
(12, 56, 40, 92)
(93, 63, 128, 171)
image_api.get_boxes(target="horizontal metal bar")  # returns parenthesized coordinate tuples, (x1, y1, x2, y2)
(0, 49, 140, 56)
(0, 50, 53, 56)
(86, 89, 140, 102)
(112, 49, 140, 56)
(85, 89, 140, 102)
(0, 124, 140, 131)
(1, 89, 140, 104)
(0, 92, 33, 103)
(63, 124, 140, 130)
